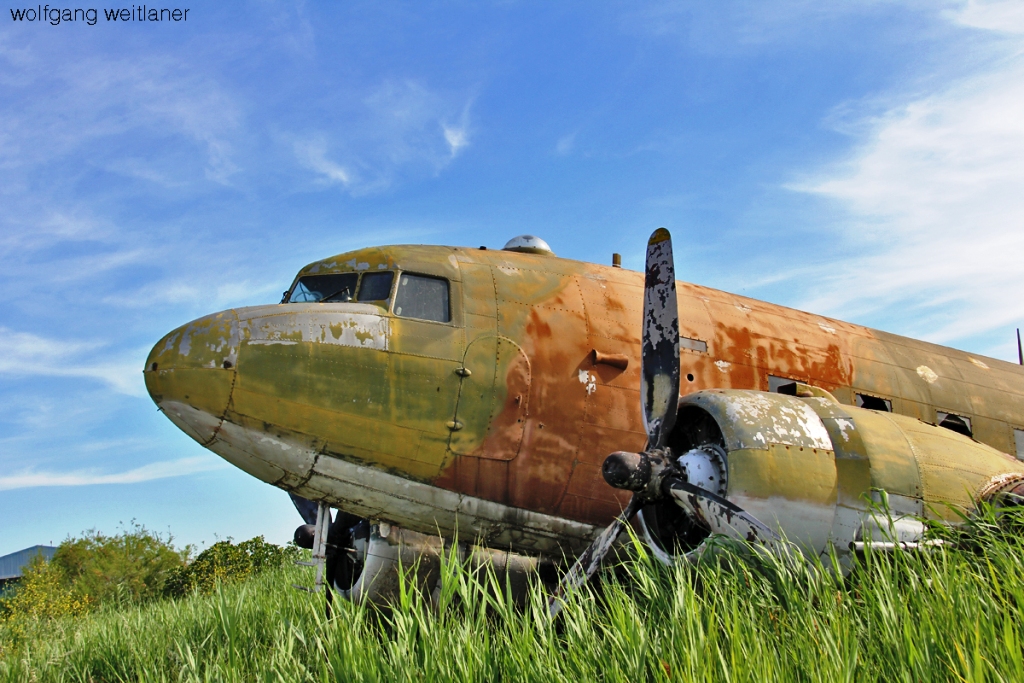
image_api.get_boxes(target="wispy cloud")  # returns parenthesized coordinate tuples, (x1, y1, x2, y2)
(0, 47, 243, 183)
(295, 138, 352, 186)
(442, 98, 473, 158)
(292, 80, 474, 194)
(0, 328, 146, 396)
(443, 123, 469, 157)
(0, 456, 228, 491)
(786, 1, 1024, 347)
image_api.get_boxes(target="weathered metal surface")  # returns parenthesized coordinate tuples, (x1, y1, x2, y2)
(664, 477, 779, 548)
(145, 240, 1024, 557)
(641, 228, 680, 449)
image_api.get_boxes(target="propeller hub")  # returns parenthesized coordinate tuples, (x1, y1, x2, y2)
(602, 451, 651, 491)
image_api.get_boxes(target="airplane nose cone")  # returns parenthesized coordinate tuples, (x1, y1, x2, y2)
(145, 310, 239, 445)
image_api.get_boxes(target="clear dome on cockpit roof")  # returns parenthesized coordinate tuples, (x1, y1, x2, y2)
(502, 235, 555, 256)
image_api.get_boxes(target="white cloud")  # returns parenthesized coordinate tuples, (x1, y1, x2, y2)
(949, 0, 1024, 33)
(293, 81, 474, 194)
(295, 137, 352, 186)
(443, 124, 469, 157)
(0, 456, 228, 491)
(788, 2, 1024, 346)
(0, 327, 146, 396)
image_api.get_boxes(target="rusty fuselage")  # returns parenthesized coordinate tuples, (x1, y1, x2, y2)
(144, 244, 1024, 554)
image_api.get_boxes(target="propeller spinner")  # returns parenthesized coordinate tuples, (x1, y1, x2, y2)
(548, 228, 779, 617)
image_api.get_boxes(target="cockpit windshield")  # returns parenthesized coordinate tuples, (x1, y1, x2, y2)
(286, 271, 396, 305)
(287, 273, 359, 303)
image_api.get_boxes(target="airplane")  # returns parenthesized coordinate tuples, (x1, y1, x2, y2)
(143, 229, 1024, 607)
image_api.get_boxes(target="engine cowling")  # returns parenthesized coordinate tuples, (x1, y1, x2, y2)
(638, 388, 1024, 566)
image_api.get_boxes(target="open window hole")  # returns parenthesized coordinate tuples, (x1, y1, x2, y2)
(937, 412, 972, 438)
(856, 394, 892, 412)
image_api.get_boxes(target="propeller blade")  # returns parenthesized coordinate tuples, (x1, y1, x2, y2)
(663, 477, 780, 547)
(289, 492, 321, 526)
(548, 494, 643, 617)
(642, 228, 680, 449)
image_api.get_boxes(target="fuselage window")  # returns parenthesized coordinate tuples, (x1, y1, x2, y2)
(856, 394, 892, 412)
(1015, 429, 1024, 461)
(937, 411, 973, 438)
(288, 273, 359, 303)
(358, 272, 395, 302)
(768, 375, 797, 393)
(394, 273, 450, 323)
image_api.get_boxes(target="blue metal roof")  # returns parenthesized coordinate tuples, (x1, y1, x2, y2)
(0, 546, 58, 581)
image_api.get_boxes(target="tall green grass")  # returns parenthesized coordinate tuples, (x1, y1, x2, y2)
(3, 511, 1024, 682)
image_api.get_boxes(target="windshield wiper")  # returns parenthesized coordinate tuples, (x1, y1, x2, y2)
(319, 288, 354, 303)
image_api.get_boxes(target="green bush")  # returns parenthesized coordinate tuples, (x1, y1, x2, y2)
(0, 554, 92, 653)
(164, 536, 297, 597)
(52, 524, 187, 606)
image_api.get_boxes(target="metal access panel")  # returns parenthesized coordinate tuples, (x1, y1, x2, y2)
(1016, 429, 1024, 461)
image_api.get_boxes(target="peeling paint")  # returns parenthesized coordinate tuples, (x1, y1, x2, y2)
(578, 369, 597, 395)
(146, 241, 1024, 566)
(238, 307, 388, 351)
(834, 417, 855, 443)
(916, 365, 938, 384)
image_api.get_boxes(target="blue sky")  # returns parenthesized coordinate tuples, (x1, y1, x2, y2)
(2, 1, 1023, 555)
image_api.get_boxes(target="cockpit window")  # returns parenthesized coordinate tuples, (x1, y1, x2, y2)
(394, 273, 450, 323)
(358, 272, 395, 302)
(288, 273, 359, 303)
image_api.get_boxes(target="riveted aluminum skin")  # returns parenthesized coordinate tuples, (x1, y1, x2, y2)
(145, 243, 1024, 556)
(670, 389, 1024, 563)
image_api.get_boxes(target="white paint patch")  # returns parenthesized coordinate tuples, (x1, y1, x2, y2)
(238, 305, 388, 351)
(578, 369, 596, 395)
(735, 304, 751, 313)
(720, 392, 833, 450)
(246, 339, 298, 346)
(969, 357, 990, 370)
(834, 417, 855, 443)
(162, 332, 180, 354)
(916, 365, 938, 383)
(448, 254, 459, 269)
(178, 327, 192, 356)
(818, 322, 837, 334)
(714, 360, 731, 372)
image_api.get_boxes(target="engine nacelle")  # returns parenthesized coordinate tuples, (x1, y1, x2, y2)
(639, 388, 1024, 566)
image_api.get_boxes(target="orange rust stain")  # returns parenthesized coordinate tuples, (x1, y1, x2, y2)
(505, 305, 588, 515)
(526, 309, 553, 340)
(436, 260, 868, 528)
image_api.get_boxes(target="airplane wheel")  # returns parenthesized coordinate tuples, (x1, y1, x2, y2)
(324, 512, 366, 615)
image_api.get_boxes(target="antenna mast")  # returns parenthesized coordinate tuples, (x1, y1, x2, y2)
(1018, 328, 1023, 366)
